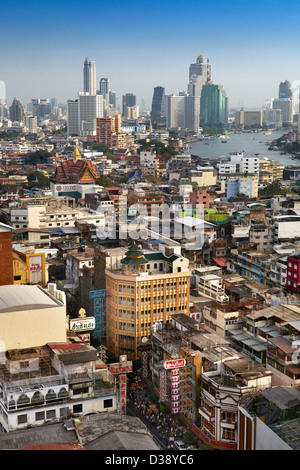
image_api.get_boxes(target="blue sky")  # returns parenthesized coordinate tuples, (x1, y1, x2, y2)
(2, 0, 300, 110)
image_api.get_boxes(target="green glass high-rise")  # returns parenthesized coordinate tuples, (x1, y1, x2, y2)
(200, 83, 228, 126)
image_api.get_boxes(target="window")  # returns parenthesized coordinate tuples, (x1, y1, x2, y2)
(73, 386, 88, 395)
(35, 411, 45, 421)
(18, 414, 27, 425)
(60, 407, 69, 418)
(103, 398, 113, 409)
(73, 404, 83, 413)
(46, 410, 56, 419)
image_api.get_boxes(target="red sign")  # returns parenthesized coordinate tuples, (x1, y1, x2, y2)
(30, 263, 42, 272)
(164, 358, 186, 370)
(109, 362, 132, 374)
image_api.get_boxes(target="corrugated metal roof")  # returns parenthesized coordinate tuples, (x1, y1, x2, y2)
(23, 442, 84, 450)
(0, 285, 61, 312)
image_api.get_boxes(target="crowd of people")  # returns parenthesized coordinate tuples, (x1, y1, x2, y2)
(129, 375, 188, 449)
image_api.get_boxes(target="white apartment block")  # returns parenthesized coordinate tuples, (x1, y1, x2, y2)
(198, 274, 229, 303)
(240, 156, 259, 175)
(218, 162, 237, 176)
(274, 216, 300, 243)
(270, 256, 287, 288)
(229, 152, 259, 175)
(9, 204, 107, 230)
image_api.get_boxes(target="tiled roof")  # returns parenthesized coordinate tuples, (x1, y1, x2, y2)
(53, 157, 99, 184)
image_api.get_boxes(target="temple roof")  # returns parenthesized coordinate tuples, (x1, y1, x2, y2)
(52, 156, 99, 184)
(121, 243, 148, 266)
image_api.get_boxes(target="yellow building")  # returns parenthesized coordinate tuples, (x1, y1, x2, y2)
(13, 252, 29, 284)
(259, 158, 284, 182)
(105, 243, 191, 361)
(13, 248, 46, 286)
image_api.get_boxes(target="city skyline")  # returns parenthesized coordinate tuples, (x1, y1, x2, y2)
(2, 0, 300, 110)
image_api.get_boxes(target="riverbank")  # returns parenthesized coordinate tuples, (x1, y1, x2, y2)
(185, 128, 297, 166)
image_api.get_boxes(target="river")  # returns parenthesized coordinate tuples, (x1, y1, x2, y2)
(188, 129, 297, 166)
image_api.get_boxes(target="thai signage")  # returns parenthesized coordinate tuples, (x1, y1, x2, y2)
(160, 369, 168, 402)
(90, 290, 106, 339)
(163, 357, 186, 414)
(109, 361, 133, 375)
(69, 317, 95, 332)
(109, 357, 132, 415)
(28, 254, 44, 285)
(90, 289, 107, 299)
(164, 358, 186, 370)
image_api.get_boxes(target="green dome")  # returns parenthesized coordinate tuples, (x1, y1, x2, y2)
(121, 243, 148, 266)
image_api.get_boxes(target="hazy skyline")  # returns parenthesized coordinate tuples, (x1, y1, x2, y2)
(2, 0, 300, 111)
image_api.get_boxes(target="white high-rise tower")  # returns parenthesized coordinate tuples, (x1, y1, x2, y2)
(189, 55, 211, 82)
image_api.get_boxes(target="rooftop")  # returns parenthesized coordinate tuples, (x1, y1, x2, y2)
(0, 285, 63, 313)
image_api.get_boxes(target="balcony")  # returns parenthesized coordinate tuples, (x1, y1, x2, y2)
(198, 406, 215, 423)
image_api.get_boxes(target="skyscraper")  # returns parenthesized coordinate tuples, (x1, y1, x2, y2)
(109, 91, 117, 108)
(67, 99, 79, 136)
(184, 95, 200, 132)
(31, 99, 51, 118)
(165, 94, 185, 129)
(189, 55, 211, 82)
(272, 98, 293, 125)
(9, 98, 24, 122)
(99, 78, 109, 99)
(122, 93, 136, 116)
(151, 86, 166, 126)
(83, 58, 96, 95)
(186, 55, 212, 132)
(78, 92, 103, 137)
(200, 83, 228, 127)
(99, 78, 109, 113)
(279, 80, 293, 99)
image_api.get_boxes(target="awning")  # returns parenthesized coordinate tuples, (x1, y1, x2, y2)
(212, 257, 227, 267)
(48, 227, 65, 236)
(61, 227, 81, 235)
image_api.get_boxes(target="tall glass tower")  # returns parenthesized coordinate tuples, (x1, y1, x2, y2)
(151, 86, 166, 125)
(200, 83, 228, 126)
(99, 78, 109, 98)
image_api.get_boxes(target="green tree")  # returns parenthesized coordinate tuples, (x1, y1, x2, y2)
(95, 176, 114, 187)
(0, 130, 19, 140)
(183, 429, 196, 446)
(258, 181, 295, 197)
(137, 139, 177, 160)
(25, 150, 53, 165)
(169, 130, 180, 139)
(91, 143, 118, 160)
(27, 171, 50, 188)
(285, 141, 300, 154)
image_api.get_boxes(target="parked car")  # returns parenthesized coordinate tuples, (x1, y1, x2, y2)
(174, 440, 188, 450)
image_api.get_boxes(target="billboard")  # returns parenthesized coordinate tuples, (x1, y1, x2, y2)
(28, 253, 45, 285)
(70, 317, 95, 332)
(164, 358, 186, 370)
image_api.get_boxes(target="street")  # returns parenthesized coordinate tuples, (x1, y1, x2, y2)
(126, 376, 189, 451)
